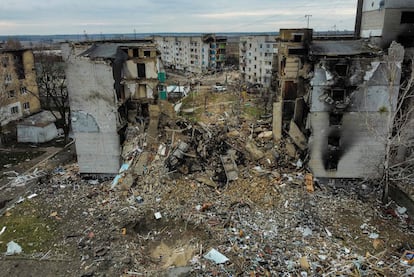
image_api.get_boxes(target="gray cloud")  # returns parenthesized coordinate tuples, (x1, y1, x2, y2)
(0, 0, 358, 35)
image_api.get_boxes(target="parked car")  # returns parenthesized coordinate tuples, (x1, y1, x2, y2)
(212, 85, 227, 92)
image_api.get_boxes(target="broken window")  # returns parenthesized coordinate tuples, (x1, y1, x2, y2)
(401, 12, 414, 24)
(325, 134, 341, 171)
(137, 63, 146, 78)
(10, 106, 19, 114)
(335, 64, 348, 77)
(293, 34, 303, 42)
(4, 73, 12, 84)
(133, 49, 139, 57)
(1, 56, 9, 67)
(23, 102, 30, 110)
(331, 89, 345, 102)
(20, 87, 27, 95)
(329, 112, 343, 126)
(144, 50, 151, 57)
(8, 90, 15, 98)
(328, 135, 340, 148)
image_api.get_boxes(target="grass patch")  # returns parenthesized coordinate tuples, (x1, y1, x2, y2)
(0, 200, 58, 254)
(0, 150, 45, 168)
(243, 104, 265, 119)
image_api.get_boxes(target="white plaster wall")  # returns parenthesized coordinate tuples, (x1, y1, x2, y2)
(17, 123, 58, 143)
(62, 43, 121, 175)
(309, 112, 386, 178)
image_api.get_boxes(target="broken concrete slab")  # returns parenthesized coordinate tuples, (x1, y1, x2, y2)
(285, 142, 297, 158)
(220, 154, 238, 182)
(288, 120, 307, 151)
(245, 140, 265, 161)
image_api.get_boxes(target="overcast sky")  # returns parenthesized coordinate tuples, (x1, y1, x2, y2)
(0, 0, 358, 35)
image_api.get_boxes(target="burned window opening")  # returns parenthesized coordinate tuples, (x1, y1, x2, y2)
(144, 50, 151, 57)
(282, 101, 295, 121)
(328, 135, 340, 147)
(137, 63, 146, 78)
(331, 88, 346, 102)
(401, 12, 414, 24)
(329, 112, 343, 126)
(283, 81, 298, 100)
(288, 48, 307, 55)
(325, 135, 341, 171)
(13, 53, 25, 79)
(335, 64, 348, 77)
(325, 151, 340, 171)
(132, 49, 139, 58)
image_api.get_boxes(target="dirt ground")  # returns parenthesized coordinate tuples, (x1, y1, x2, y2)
(0, 71, 413, 276)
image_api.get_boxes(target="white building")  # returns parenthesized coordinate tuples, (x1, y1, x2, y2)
(355, 0, 414, 48)
(239, 35, 277, 88)
(153, 34, 227, 74)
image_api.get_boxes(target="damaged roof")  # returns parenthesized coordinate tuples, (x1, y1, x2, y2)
(80, 42, 157, 60)
(310, 40, 380, 56)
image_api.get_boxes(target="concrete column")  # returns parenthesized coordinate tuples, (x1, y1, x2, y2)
(273, 102, 282, 141)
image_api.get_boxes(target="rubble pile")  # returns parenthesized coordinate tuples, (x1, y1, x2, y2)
(1, 100, 413, 276)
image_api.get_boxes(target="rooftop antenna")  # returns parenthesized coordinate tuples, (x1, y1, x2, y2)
(305, 14, 312, 28)
(305, 14, 312, 29)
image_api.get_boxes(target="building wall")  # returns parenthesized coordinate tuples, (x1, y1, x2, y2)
(239, 35, 276, 87)
(0, 49, 41, 125)
(359, 0, 414, 47)
(17, 123, 58, 143)
(308, 54, 402, 178)
(62, 44, 121, 175)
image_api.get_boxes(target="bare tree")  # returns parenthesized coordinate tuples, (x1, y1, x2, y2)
(34, 50, 71, 144)
(372, 42, 414, 203)
(0, 69, 9, 146)
(3, 38, 22, 50)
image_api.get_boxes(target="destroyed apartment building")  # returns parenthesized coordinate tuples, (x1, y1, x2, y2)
(0, 48, 41, 126)
(273, 29, 405, 179)
(62, 41, 165, 176)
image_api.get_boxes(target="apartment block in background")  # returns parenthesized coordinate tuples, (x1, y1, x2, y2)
(153, 34, 227, 74)
(239, 35, 277, 88)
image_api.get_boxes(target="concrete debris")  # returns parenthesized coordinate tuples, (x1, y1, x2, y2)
(288, 121, 307, 151)
(245, 140, 265, 160)
(6, 241, 22, 255)
(203, 248, 229, 264)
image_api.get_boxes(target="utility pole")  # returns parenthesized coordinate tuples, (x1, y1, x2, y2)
(305, 14, 312, 28)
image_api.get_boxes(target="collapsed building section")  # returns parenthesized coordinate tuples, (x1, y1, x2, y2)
(272, 28, 405, 179)
(62, 41, 164, 175)
(272, 29, 313, 142)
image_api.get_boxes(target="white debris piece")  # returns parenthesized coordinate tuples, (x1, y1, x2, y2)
(0, 226, 6, 236)
(203, 248, 229, 264)
(397, 206, 407, 215)
(369, 233, 379, 239)
(6, 241, 22, 255)
(154, 212, 162, 220)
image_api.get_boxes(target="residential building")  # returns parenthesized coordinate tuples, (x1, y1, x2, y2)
(239, 35, 277, 88)
(62, 41, 164, 175)
(0, 48, 41, 126)
(355, 0, 414, 48)
(153, 34, 227, 73)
